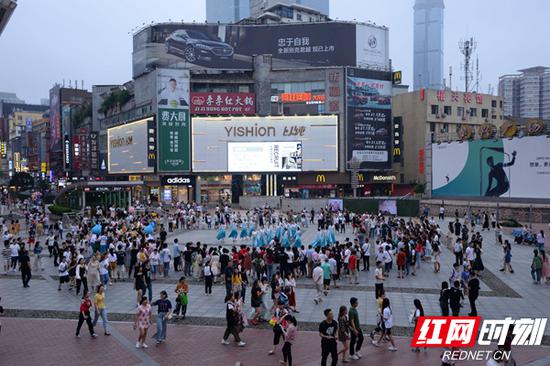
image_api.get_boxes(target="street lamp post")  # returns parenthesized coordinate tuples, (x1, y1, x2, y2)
(347, 157, 362, 198)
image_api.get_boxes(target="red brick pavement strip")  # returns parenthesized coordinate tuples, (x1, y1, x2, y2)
(2, 318, 550, 366)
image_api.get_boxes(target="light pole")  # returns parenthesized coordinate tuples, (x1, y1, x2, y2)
(347, 157, 362, 198)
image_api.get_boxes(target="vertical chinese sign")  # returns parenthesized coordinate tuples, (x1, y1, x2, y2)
(156, 68, 190, 172)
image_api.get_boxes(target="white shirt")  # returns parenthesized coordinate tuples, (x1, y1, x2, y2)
(99, 259, 109, 275)
(362, 242, 370, 256)
(312, 266, 324, 285)
(9, 243, 19, 257)
(383, 307, 393, 328)
(374, 268, 384, 284)
(465, 246, 475, 261)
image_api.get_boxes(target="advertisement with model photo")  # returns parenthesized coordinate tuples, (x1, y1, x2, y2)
(133, 22, 388, 77)
(432, 135, 550, 199)
(346, 68, 392, 170)
(192, 115, 338, 173)
(156, 68, 190, 172)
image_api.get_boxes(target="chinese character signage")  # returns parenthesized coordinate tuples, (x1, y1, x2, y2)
(346, 68, 392, 170)
(393, 116, 402, 163)
(133, 22, 389, 78)
(49, 85, 61, 150)
(326, 69, 343, 114)
(64, 134, 71, 170)
(89, 132, 99, 170)
(156, 68, 190, 172)
(190, 92, 255, 115)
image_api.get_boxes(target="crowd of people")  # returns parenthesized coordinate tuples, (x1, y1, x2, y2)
(2, 199, 544, 365)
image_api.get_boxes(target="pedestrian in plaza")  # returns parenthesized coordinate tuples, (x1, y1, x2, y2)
(453, 238, 463, 266)
(134, 297, 152, 349)
(319, 308, 338, 366)
(499, 241, 514, 273)
(541, 250, 550, 283)
(337, 305, 351, 363)
(432, 240, 441, 273)
(9, 241, 19, 272)
(372, 297, 397, 351)
(374, 261, 385, 299)
(32, 241, 44, 271)
(312, 261, 325, 305)
(221, 293, 246, 347)
(92, 284, 111, 335)
(2, 243, 10, 275)
(99, 253, 110, 286)
(361, 239, 370, 271)
(269, 300, 288, 355)
(152, 290, 173, 344)
(19, 249, 31, 288)
(439, 281, 450, 316)
(75, 258, 88, 298)
(531, 249, 543, 284)
(411, 299, 425, 352)
(449, 280, 464, 316)
(467, 271, 480, 316)
(87, 253, 100, 293)
(348, 250, 359, 284)
(58, 258, 70, 291)
(203, 260, 214, 295)
(280, 315, 297, 366)
(348, 297, 364, 360)
(75, 291, 97, 338)
(174, 277, 189, 319)
(134, 262, 147, 305)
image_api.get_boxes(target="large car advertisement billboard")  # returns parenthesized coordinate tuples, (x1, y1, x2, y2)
(133, 22, 389, 77)
(192, 115, 338, 173)
(431, 136, 550, 199)
(107, 117, 156, 174)
(156, 68, 190, 172)
(346, 68, 392, 170)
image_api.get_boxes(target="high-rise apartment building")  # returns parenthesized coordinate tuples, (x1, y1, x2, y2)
(498, 66, 550, 120)
(206, 0, 250, 23)
(413, 0, 444, 90)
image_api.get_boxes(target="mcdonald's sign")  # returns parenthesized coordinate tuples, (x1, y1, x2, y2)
(357, 173, 364, 182)
(316, 174, 326, 183)
(393, 147, 401, 156)
(392, 71, 402, 85)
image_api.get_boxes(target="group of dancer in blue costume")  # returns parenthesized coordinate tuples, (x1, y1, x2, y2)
(215, 220, 339, 249)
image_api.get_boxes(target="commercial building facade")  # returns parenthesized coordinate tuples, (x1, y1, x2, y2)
(392, 89, 504, 188)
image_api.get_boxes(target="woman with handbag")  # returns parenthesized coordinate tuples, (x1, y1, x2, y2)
(337, 305, 351, 363)
(174, 277, 189, 319)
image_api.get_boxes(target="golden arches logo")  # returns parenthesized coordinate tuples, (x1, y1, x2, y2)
(316, 174, 326, 183)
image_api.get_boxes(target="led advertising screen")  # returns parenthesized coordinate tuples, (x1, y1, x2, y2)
(432, 135, 550, 199)
(346, 68, 392, 170)
(227, 141, 302, 172)
(133, 22, 389, 77)
(107, 117, 156, 174)
(192, 115, 338, 173)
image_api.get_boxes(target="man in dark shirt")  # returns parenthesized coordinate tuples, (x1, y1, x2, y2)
(439, 281, 450, 316)
(128, 244, 138, 278)
(467, 271, 480, 316)
(449, 280, 464, 316)
(454, 220, 462, 238)
(19, 249, 31, 288)
(159, 226, 167, 243)
(183, 244, 193, 277)
(319, 308, 338, 366)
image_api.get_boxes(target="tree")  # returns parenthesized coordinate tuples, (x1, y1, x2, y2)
(413, 183, 426, 196)
(9, 172, 34, 190)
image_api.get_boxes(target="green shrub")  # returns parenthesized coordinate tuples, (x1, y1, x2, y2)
(48, 205, 73, 215)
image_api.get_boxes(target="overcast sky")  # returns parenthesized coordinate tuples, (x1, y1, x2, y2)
(1, 0, 549, 104)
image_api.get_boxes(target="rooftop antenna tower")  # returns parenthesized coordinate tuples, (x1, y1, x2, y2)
(473, 56, 482, 93)
(449, 66, 453, 90)
(459, 37, 476, 92)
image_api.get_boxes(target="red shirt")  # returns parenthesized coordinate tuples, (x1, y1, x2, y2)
(80, 298, 92, 313)
(396, 251, 407, 266)
(349, 255, 357, 270)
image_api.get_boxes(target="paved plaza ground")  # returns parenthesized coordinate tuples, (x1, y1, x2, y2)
(1, 218, 550, 364)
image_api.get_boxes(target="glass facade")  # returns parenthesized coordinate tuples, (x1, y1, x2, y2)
(206, 0, 250, 23)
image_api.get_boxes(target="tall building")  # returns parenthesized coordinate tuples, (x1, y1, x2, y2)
(413, 0, 444, 90)
(498, 66, 550, 120)
(206, 0, 250, 23)
(0, 0, 17, 36)
(249, 0, 329, 18)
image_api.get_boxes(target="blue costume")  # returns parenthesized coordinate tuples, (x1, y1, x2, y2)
(216, 226, 226, 241)
(294, 231, 302, 248)
(239, 224, 248, 239)
(228, 224, 238, 239)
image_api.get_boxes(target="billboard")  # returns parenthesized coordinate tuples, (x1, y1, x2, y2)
(156, 68, 190, 172)
(107, 117, 156, 174)
(190, 92, 255, 115)
(346, 68, 392, 170)
(431, 136, 550, 199)
(49, 85, 60, 150)
(133, 22, 389, 77)
(192, 115, 338, 172)
(227, 141, 302, 172)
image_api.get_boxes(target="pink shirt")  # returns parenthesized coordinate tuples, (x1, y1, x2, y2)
(285, 324, 297, 343)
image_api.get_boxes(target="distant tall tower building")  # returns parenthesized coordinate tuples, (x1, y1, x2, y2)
(249, 0, 329, 18)
(206, 0, 251, 23)
(413, 0, 444, 90)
